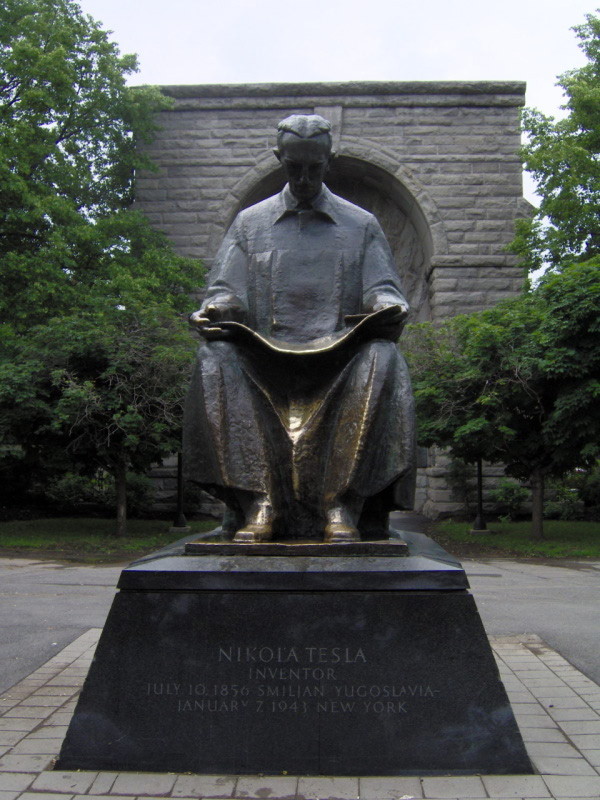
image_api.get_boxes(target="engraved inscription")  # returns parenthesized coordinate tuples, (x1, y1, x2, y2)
(141, 641, 441, 718)
(218, 646, 367, 663)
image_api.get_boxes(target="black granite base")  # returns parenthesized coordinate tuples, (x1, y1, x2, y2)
(57, 534, 532, 776)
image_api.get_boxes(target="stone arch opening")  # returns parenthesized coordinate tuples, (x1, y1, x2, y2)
(233, 155, 433, 322)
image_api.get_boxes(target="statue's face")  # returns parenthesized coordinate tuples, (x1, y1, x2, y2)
(277, 134, 332, 202)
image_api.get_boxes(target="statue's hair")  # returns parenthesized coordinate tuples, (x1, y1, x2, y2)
(276, 114, 332, 149)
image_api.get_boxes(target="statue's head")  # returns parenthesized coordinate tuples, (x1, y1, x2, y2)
(274, 115, 334, 202)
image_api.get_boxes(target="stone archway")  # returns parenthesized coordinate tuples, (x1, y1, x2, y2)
(233, 156, 433, 322)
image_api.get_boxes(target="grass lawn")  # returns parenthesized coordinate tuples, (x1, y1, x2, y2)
(0, 516, 598, 562)
(433, 518, 600, 558)
(0, 517, 217, 562)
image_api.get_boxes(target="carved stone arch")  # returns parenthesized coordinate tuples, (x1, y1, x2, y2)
(219, 149, 447, 323)
(337, 137, 449, 263)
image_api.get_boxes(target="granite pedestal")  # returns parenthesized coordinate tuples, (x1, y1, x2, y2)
(57, 532, 532, 776)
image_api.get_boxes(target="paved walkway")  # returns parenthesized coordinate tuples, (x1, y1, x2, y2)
(1, 631, 600, 800)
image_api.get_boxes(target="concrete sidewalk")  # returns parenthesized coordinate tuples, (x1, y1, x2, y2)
(1, 631, 600, 800)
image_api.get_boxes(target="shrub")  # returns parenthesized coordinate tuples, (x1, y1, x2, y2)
(579, 463, 600, 508)
(446, 459, 476, 517)
(489, 479, 529, 520)
(45, 471, 154, 516)
(544, 483, 585, 521)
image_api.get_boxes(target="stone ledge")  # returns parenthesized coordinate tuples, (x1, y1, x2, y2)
(168, 95, 526, 111)
(158, 80, 526, 100)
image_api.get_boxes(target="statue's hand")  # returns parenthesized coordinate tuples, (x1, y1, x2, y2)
(367, 302, 409, 340)
(189, 297, 245, 340)
(188, 310, 225, 340)
(370, 301, 408, 319)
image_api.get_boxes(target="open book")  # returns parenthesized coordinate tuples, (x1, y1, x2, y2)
(201, 305, 404, 356)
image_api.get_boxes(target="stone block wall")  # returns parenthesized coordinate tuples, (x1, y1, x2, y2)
(135, 81, 530, 518)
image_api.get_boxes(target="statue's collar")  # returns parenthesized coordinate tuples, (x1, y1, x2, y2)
(276, 185, 337, 223)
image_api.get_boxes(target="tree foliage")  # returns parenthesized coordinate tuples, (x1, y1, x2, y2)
(0, 0, 204, 533)
(409, 12, 600, 539)
(405, 259, 600, 538)
(0, 0, 173, 327)
(512, 12, 600, 272)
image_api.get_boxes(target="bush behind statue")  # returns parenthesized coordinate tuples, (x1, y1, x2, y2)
(542, 466, 600, 521)
(44, 471, 155, 518)
(489, 480, 529, 522)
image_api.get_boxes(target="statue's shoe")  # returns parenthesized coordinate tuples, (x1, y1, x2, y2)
(233, 524, 273, 542)
(324, 505, 360, 543)
(324, 522, 360, 543)
(233, 498, 274, 543)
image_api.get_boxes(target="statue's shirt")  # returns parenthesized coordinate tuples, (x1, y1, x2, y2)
(204, 185, 406, 343)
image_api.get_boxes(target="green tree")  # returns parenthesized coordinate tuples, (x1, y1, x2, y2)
(0, 0, 171, 327)
(405, 259, 600, 539)
(49, 310, 195, 538)
(0, 0, 204, 533)
(512, 12, 600, 273)
(0, 215, 203, 534)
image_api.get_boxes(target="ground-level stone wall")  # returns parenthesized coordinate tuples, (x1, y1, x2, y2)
(136, 81, 530, 518)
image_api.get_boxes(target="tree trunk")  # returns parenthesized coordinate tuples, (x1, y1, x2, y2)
(115, 459, 128, 538)
(530, 469, 545, 540)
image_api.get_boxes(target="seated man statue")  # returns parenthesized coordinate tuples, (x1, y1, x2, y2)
(184, 114, 415, 543)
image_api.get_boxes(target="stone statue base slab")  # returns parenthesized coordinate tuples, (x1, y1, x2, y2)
(57, 533, 532, 776)
(184, 536, 408, 557)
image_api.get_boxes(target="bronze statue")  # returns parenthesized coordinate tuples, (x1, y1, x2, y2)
(184, 115, 415, 543)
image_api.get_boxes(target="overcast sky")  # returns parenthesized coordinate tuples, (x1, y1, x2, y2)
(78, 0, 595, 202)
(77, 0, 593, 111)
